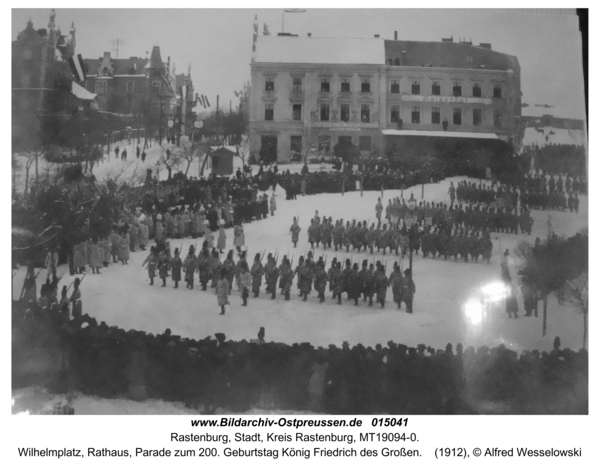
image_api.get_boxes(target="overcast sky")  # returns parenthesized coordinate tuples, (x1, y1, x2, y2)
(12, 8, 586, 120)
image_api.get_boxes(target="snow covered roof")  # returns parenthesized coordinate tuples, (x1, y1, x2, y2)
(254, 36, 385, 65)
(382, 129, 499, 140)
(384, 40, 519, 71)
(71, 81, 97, 100)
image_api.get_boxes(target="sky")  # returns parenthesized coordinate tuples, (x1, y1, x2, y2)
(11, 8, 586, 120)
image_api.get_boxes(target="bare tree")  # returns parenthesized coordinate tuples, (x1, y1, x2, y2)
(235, 135, 250, 170)
(157, 144, 182, 180)
(563, 272, 588, 350)
(23, 149, 44, 196)
(172, 139, 201, 176)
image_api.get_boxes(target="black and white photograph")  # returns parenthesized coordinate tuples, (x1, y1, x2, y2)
(11, 7, 588, 419)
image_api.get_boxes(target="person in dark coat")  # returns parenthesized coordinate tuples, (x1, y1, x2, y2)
(506, 283, 519, 318)
(158, 251, 170, 287)
(141, 247, 158, 285)
(170, 248, 183, 288)
(403, 268, 416, 313)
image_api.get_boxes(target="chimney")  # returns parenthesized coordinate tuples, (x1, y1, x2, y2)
(394, 31, 398, 40)
(374, 34, 380, 38)
(103, 51, 111, 58)
(308, 33, 311, 37)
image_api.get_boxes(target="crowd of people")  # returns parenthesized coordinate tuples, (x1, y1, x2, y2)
(12, 305, 588, 414)
(455, 175, 583, 213)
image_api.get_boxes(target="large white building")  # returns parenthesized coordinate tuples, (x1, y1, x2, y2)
(249, 34, 522, 163)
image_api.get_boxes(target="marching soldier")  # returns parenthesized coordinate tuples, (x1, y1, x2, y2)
(209, 249, 222, 289)
(299, 254, 314, 301)
(70, 277, 83, 319)
(265, 255, 279, 299)
(280, 257, 295, 300)
(223, 250, 236, 293)
(216, 269, 230, 316)
(365, 263, 376, 306)
(375, 197, 383, 227)
(331, 261, 344, 304)
(290, 217, 301, 248)
(389, 263, 404, 309)
(374, 263, 388, 308)
(403, 268, 416, 313)
(314, 261, 328, 303)
(251, 253, 265, 298)
(197, 245, 211, 290)
(142, 247, 158, 285)
(238, 261, 252, 306)
(157, 250, 170, 287)
(171, 248, 183, 288)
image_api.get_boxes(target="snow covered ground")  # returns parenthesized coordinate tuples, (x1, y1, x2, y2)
(12, 176, 588, 354)
(13, 137, 329, 194)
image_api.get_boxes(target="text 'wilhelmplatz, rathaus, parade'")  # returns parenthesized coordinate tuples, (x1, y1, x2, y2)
(249, 31, 521, 163)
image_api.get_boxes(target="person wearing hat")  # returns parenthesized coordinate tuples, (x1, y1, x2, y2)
(402, 268, 416, 313)
(58, 285, 70, 321)
(290, 217, 301, 248)
(375, 197, 384, 228)
(223, 250, 236, 293)
(233, 224, 245, 253)
(313, 261, 328, 303)
(269, 192, 277, 216)
(170, 248, 183, 289)
(264, 255, 279, 299)
(299, 256, 315, 302)
(141, 246, 159, 285)
(203, 221, 214, 249)
(156, 250, 170, 287)
(250, 253, 265, 298)
(70, 277, 83, 319)
(238, 260, 251, 306)
(389, 263, 404, 310)
(209, 249, 222, 289)
(374, 264, 389, 308)
(347, 263, 360, 306)
(358, 259, 369, 302)
(280, 258, 295, 300)
(154, 216, 165, 243)
(216, 269, 230, 315)
(197, 247, 211, 291)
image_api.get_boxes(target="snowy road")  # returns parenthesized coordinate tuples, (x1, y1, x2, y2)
(13, 176, 588, 353)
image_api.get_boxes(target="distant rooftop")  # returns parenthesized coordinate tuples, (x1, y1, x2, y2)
(385, 40, 519, 72)
(253, 35, 519, 72)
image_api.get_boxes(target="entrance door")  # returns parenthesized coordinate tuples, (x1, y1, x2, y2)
(260, 136, 278, 163)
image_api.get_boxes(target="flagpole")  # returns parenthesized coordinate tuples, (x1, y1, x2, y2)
(282, 10, 285, 33)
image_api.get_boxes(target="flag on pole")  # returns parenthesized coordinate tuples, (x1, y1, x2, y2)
(68, 54, 86, 82)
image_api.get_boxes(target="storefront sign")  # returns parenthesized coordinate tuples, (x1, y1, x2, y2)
(400, 95, 493, 105)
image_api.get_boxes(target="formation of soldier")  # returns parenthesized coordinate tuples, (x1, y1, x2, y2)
(456, 178, 582, 213)
(139, 241, 417, 312)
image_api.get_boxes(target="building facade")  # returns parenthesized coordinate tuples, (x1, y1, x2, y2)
(12, 10, 79, 151)
(83, 46, 178, 117)
(249, 35, 521, 163)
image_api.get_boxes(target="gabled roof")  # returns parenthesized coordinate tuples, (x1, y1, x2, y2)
(254, 36, 385, 65)
(84, 57, 148, 76)
(384, 40, 519, 72)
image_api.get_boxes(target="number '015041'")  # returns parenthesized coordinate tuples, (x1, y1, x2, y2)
(371, 418, 408, 427)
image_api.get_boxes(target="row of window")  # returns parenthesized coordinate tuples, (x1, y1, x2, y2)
(94, 80, 158, 95)
(285, 135, 373, 154)
(264, 103, 371, 123)
(393, 80, 501, 98)
(264, 103, 503, 127)
(266, 77, 373, 94)
(391, 106, 503, 127)
(265, 76, 503, 98)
